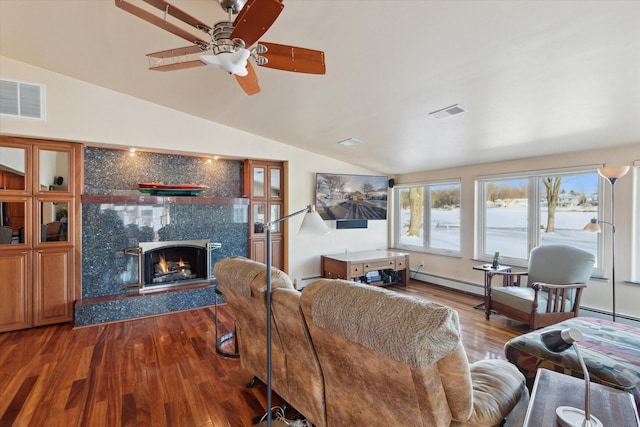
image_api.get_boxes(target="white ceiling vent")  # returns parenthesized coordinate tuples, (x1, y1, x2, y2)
(429, 104, 467, 120)
(337, 138, 362, 147)
(0, 79, 45, 120)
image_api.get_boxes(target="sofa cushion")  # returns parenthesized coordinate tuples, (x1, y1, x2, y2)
(453, 360, 528, 426)
(308, 278, 460, 367)
(491, 286, 573, 313)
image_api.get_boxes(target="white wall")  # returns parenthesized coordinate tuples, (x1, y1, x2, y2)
(0, 56, 389, 284)
(395, 144, 640, 321)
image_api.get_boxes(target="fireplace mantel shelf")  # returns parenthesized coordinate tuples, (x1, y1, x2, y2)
(81, 194, 249, 205)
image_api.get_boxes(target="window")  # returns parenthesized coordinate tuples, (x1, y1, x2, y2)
(476, 168, 601, 272)
(394, 180, 461, 255)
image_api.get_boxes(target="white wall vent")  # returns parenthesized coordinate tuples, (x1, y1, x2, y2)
(429, 104, 467, 120)
(0, 79, 45, 120)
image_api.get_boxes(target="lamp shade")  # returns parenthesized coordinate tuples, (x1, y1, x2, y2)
(583, 218, 602, 233)
(598, 166, 630, 180)
(298, 205, 330, 238)
(541, 328, 583, 352)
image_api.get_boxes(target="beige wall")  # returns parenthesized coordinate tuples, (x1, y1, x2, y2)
(394, 144, 640, 320)
(0, 56, 388, 284)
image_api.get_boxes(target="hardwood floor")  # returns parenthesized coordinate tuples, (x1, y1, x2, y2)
(0, 281, 530, 427)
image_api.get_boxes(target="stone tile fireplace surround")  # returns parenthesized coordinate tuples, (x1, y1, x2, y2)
(75, 147, 249, 326)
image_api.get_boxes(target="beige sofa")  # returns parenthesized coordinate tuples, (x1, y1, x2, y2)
(214, 257, 529, 427)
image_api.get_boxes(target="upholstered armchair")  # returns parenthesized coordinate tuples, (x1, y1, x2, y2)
(213, 257, 326, 427)
(485, 244, 595, 329)
(301, 278, 529, 427)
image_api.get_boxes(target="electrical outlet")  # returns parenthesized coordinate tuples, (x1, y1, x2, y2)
(419, 260, 425, 267)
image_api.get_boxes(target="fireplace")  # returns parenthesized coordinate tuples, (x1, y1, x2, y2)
(126, 240, 219, 291)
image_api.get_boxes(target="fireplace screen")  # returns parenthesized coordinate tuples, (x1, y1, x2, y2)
(126, 240, 218, 290)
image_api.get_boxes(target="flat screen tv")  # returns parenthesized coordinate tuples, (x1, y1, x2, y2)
(315, 173, 388, 220)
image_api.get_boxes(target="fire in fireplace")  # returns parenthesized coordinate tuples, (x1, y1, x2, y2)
(154, 253, 196, 283)
(131, 240, 217, 290)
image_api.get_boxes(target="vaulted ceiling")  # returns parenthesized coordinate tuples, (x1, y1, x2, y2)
(1, 0, 639, 175)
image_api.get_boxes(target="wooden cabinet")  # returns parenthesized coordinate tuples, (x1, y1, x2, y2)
(0, 136, 80, 332)
(321, 250, 410, 287)
(0, 250, 31, 331)
(245, 160, 285, 270)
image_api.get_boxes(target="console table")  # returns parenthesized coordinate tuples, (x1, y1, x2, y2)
(524, 368, 639, 427)
(321, 250, 409, 286)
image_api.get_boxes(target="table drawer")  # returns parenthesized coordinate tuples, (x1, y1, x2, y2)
(364, 260, 396, 270)
(395, 257, 407, 270)
(350, 263, 364, 277)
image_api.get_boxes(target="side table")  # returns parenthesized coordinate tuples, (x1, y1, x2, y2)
(472, 264, 511, 310)
(524, 368, 639, 427)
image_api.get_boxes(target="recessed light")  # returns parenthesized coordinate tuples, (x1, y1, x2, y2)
(338, 138, 362, 147)
(429, 104, 468, 119)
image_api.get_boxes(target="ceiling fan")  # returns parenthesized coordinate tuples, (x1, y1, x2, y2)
(115, 0, 326, 95)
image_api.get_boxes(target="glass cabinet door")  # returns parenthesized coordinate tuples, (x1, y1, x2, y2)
(270, 203, 281, 232)
(0, 199, 27, 244)
(253, 202, 266, 234)
(37, 148, 70, 193)
(270, 168, 281, 198)
(253, 166, 265, 198)
(39, 201, 69, 242)
(0, 145, 27, 192)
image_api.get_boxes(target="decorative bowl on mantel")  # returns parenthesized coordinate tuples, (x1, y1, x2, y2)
(137, 182, 209, 196)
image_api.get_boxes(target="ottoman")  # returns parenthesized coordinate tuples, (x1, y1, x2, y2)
(504, 317, 640, 409)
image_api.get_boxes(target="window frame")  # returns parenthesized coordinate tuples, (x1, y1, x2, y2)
(475, 165, 604, 274)
(393, 179, 461, 257)
(633, 160, 640, 282)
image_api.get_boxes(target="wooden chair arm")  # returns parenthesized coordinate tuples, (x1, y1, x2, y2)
(530, 282, 587, 314)
(487, 271, 527, 289)
(531, 282, 587, 291)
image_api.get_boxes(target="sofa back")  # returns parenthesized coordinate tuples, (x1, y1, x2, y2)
(213, 257, 326, 427)
(300, 278, 474, 427)
(213, 257, 293, 397)
(272, 288, 326, 427)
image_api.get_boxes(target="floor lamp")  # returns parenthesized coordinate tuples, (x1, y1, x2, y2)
(583, 165, 629, 322)
(258, 204, 329, 427)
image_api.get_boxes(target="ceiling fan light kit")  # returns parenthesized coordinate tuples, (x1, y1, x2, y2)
(115, 0, 326, 95)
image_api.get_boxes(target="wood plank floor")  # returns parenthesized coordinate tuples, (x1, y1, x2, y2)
(0, 281, 531, 427)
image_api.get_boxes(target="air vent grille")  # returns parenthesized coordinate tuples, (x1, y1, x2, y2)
(429, 104, 467, 120)
(0, 79, 44, 120)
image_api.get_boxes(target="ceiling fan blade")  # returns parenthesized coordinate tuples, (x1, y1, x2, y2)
(259, 42, 326, 74)
(235, 62, 261, 95)
(141, 0, 211, 33)
(149, 59, 204, 72)
(147, 45, 205, 59)
(230, 0, 284, 48)
(114, 0, 208, 45)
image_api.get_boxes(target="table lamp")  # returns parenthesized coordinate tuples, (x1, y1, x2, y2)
(540, 327, 602, 427)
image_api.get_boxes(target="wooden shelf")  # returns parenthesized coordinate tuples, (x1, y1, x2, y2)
(81, 194, 249, 205)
